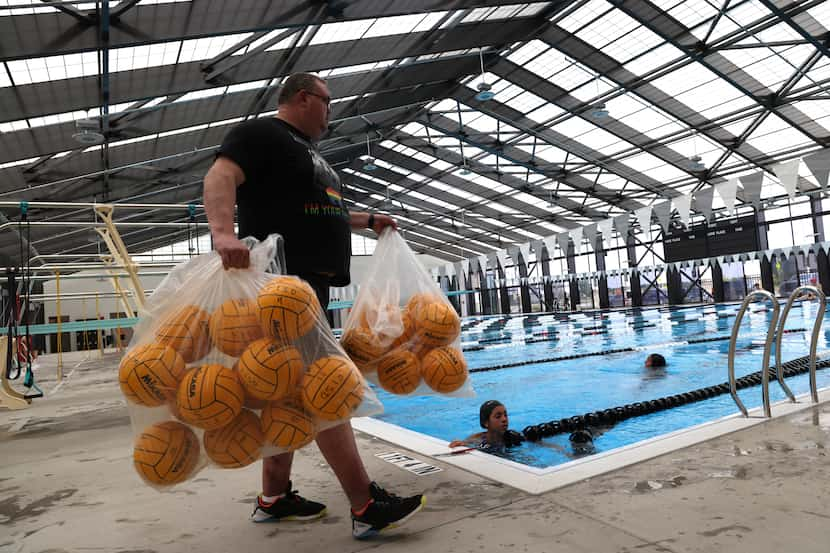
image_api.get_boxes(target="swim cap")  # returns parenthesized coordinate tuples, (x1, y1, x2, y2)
(479, 400, 504, 428)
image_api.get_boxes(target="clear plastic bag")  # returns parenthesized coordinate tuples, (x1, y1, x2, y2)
(119, 234, 382, 488)
(341, 230, 474, 398)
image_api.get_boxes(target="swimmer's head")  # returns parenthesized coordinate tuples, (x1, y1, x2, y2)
(645, 353, 666, 368)
(479, 400, 507, 431)
(569, 428, 595, 454)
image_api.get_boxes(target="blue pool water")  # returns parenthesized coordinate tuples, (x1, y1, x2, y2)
(372, 301, 830, 469)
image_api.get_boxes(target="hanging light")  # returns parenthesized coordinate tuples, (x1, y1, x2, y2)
(590, 102, 609, 119)
(458, 158, 471, 175)
(361, 134, 377, 171)
(475, 49, 496, 102)
(589, 72, 609, 119)
(688, 154, 706, 172)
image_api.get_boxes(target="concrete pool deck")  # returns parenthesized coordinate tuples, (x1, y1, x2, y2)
(2, 349, 830, 552)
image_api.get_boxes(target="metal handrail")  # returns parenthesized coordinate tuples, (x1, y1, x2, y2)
(728, 290, 780, 417)
(776, 286, 826, 404)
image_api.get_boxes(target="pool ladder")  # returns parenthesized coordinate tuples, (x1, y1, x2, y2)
(728, 286, 825, 417)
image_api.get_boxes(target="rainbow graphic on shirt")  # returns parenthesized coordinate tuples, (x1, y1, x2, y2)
(326, 187, 342, 204)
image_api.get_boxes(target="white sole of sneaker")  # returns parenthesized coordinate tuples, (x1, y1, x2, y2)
(352, 496, 427, 539)
(251, 508, 328, 523)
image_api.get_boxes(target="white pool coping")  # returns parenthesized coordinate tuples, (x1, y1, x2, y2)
(352, 386, 830, 495)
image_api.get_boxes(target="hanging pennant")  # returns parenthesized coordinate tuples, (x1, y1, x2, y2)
(477, 254, 489, 273)
(652, 200, 672, 232)
(453, 262, 464, 281)
(583, 224, 598, 250)
(531, 239, 546, 263)
(772, 159, 800, 197)
(570, 226, 583, 254)
(557, 232, 571, 256)
(716, 178, 739, 214)
(739, 171, 764, 207)
(543, 235, 558, 259)
(804, 149, 830, 189)
(486, 251, 499, 272)
(519, 242, 531, 265)
(597, 218, 614, 247)
(693, 187, 715, 221)
(461, 258, 470, 276)
(495, 249, 509, 272)
(674, 194, 692, 226)
(634, 205, 653, 238)
(507, 245, 522, 266)
(614, 213, 630, 239)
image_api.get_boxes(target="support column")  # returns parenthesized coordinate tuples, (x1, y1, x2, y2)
(479, 265, 492, 316)
(498, 264, 511, 315)
(711, 262, 725, 303)
(595, 247, 610, 309)
(667, 266, 684, 305)
(817, 250, 830, 295)
(518, 253, 531, 314)
(542, 246, 554, 311)
(760, 256, 775, 293)
(566, 245, 578, 311)
(626, 236, 642, 307)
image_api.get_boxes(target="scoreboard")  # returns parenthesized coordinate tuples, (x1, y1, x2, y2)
(663, 215, 758, 263)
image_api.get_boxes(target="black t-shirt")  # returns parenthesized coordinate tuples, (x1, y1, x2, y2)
(217, 118, 351, 286)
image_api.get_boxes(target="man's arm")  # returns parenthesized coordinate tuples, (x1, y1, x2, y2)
(203, 156, 249, 269)
(349, 211, 397, 234)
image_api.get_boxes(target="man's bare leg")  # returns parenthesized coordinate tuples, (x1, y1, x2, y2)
(315, 420, 371, 510)
(262, 452, 294, 496)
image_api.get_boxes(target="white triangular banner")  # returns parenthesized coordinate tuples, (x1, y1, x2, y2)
(519, 242, 531, 264)
(495, 249, 509, 271)
(652, 200, 672, 232)
(614, 213, 630, 238)
(804, 149, 830, 189)
(773, 158, 800, 197)
(507, 245, 522, 266)
(635, 205, 653, 237)
(583, 224, 597, 250)
(597, 218, 614, 246)
(693, 187, 715, 221)
(445, 263, 456, 277)
(461, 258, 470, 275)
(674, 194, 692, 226)
(543, 236, 558, 259)
(557, 232, 570, 255)
(477, 254, 489, 273)
(570, 227, 583, 254)
(531, 239, 546, 263)
(739, 172, 764, 207)
(717, 178, 739, 214)
(486, 251, 499, 271)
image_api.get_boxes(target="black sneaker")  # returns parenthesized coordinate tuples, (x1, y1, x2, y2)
(351, 482, 426, 539)
(251, 481, 327, 523)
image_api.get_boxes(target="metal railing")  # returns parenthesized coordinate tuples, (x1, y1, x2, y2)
(728, 290, 780, 417)
(775, 286, 826, 404)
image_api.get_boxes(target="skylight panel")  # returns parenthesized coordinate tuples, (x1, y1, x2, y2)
(623, 42, 685, 76)
(621, 151, 688, 182)
(808, 2, 830, 29)
(178, 34, 254, 64)
(523, 49, 570, 81)
(502, 89, 547, 113)
(614, 103, 685, 139)
(462, 4, 537, 23)
(661, 0, 720, 30)
(790, 100, 830, 125)
(745, 112, 813, 154)
(720, 44, 815, 90)
(507, 39, 550, 67)
(724, 1, 774, 31)
(361, 12, 444, 39)
(569, 76, 615, 103)
(526, 145, 568, 164)
(527, 103, 566, 124)
(309, 20, 375, 45)
(558, 0, 610, 33)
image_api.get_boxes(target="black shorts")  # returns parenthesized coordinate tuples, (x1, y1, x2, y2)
(297, 273, 330, 311)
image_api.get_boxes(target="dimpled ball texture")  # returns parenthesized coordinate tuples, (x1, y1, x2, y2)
(376, 348, 421, 395)
(413, 300, 461, 348)
(133, 420, 200, 486)
(257, 276, 320, 343)
(421, 346, 468, 394)
(119, 343, 186, 406)
(176, 364, 245, 430)
(301, 355, 364, 420)
(261, 399, 316, 451)
(236, 338, 303, 400)
(209, 298, 263, 357)
(203, 409, 264, 468)
(155, 304, 212, 363)
(341, 326, 388, 372)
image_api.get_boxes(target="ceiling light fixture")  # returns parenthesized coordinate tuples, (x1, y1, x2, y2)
(688, 154, 706, 172)
(361, 134, 377, 171)
(475, 49, 496, 102)
(589, 72, 610, 120)
(72, 118, 104, 145)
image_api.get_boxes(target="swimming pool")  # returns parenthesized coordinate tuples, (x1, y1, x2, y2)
(369, 301, 829, 470)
